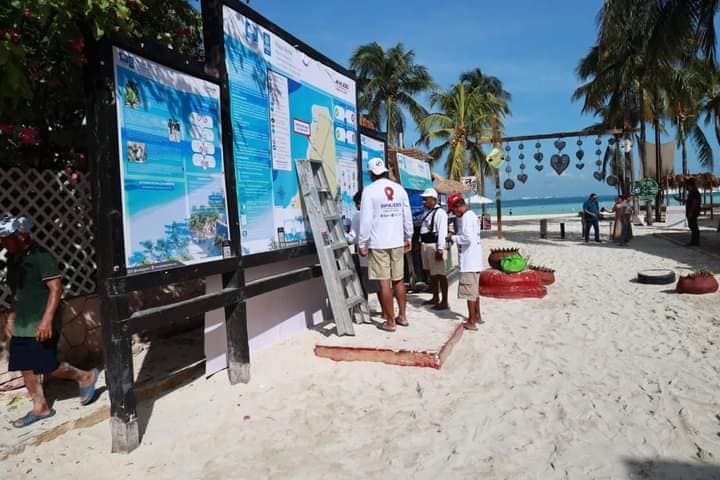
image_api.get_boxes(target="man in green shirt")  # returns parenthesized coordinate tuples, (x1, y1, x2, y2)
(1, 215, 99, 428)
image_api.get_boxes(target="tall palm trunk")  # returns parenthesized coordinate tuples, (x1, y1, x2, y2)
(639, 85, 648, 177)
(653, 92, 662, 222)
(679, 116, 688, 175)
(386, 97, 394, 146)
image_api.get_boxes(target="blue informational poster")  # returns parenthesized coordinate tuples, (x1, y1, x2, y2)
(113, 47, 231, 274)
(223, 6, 359, 255)
(360, 133, 386, 188)
(397, 153, 432, 192)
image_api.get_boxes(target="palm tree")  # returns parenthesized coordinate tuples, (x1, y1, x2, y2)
(349, 42, 434, 145)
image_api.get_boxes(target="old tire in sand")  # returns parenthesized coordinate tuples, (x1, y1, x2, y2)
(637, 269, 676, 285)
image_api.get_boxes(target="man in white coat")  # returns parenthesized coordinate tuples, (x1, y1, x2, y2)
(447, 195, 483, 330)
(358, 158, 413, 332)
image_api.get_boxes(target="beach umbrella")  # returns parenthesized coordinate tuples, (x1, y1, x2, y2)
(468, 194, 493, 205)
(433, 178, 471, 195)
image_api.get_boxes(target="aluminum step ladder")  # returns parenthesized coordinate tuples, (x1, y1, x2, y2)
(296, 159, 370, 335)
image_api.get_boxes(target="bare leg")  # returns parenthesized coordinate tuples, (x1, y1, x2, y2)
(49, 362, 94, 388)
(16, 371, 51, 422)
(377, 279, 395, 327)
(393, 279, 407, 324)
(423, 271, 438, 304)
(437, 275, 449, 308)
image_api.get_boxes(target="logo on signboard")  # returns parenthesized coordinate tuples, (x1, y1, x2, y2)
(263, 32, 271, 56)
(244, 20, 259, 45)
(334, 79, 350, 95)
(118, 51, 135, 69)
(384, 186, 395, 201)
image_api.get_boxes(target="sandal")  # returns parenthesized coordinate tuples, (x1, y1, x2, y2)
(395, 317, 409, 327)
(79, 368, 100, 406)
(12, 409, 56, 428)
(462, 322, 479, 331)
(377, 323, 396, 332)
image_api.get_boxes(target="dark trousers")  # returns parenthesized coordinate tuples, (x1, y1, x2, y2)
(584, 218, 599, 242)
(688, 216, 700, 245)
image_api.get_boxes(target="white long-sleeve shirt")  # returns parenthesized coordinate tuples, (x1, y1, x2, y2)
(345, 210, 368, 267)
(451, 209, 483, 272)
(358, 178, 412, 249)
(419, 206, 448, 250)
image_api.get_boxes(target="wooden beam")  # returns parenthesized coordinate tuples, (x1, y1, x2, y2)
(478, 128, 627, 144)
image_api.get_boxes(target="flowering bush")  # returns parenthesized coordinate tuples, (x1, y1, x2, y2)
(0, 0, 202, 169)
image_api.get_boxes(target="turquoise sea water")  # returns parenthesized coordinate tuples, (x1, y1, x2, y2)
(474, 193, 720, 217)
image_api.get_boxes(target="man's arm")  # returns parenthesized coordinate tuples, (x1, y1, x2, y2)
(4, 309, 15, 339)
(36, 277, 62, 341)
(436, 210, 448, 250)
(358, 191, 373, 252)
(402, 191, 413, 252)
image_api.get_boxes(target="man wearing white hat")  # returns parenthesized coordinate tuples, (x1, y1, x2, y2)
(0, 215, 99, 428)
(419, 188, 449, 310)
(358, 158, 413, 332)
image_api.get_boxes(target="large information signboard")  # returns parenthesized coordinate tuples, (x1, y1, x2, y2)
(398, 153, 432, 191)
(223, 6, 359, 255)
(360, 133, 386, 188)
(113, 47, 231, 274)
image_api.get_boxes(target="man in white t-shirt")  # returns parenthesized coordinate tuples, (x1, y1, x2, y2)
(419, 188, 449, 310)
(447, 195, 483, 330)
(358, 158, 413, 332)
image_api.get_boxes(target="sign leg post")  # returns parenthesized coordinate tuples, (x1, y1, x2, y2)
(102, 294, 140, 453)
(223, 270, 250, 384)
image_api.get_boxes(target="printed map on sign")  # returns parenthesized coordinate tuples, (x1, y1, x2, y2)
(223, 6, 358, 255)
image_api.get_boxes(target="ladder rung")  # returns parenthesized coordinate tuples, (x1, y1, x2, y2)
(325, 214, 341, 222)
(318, 187, 331, 193)
(328, 241, 348, 250)
(346, 295, 365, 308)
(309, 159, 324, 165)
(338, 269, 354, 280)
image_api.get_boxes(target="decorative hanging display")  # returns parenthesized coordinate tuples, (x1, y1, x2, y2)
(606, 175, 618, 186)
(504, 178, 515, 190)
(517, 173, 528, 183)
(535, 164, 544, 172)
(486, 146, 506, 169)
(575, 138, 585, 169)
(553, 139, 567, 151)
(593, 137, 605, 181)
(517, 148, 528, 183)
(533, 142, 544, 163)
(550, 138, 570, 175)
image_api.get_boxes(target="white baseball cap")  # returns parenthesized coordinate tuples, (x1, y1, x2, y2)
(368, 157, 388, 175)
(0, 215, 32, 238)
(421, 188, 438, 199)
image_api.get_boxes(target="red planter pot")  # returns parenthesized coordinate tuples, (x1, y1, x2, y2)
(676, 275, 719, 295)
(488, 248, 520, 270)
(478, 269, 547, 299)
(531, 270, 555, 285)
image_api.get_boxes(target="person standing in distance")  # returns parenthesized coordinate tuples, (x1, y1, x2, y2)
(358, 158, 413, 332)
(419, 188, 449, 310)
(447, 196, 484, 331)
(685, 178, 702, 246)
(582, 193, 601, 243)
(1, 215, 100, 428)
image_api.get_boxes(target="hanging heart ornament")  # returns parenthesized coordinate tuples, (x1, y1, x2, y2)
(575, 150, 585, 160)
(550, 154, 570, 175)
(576, 162, 585, 170)
(535, 164, 544, 171)
(517, 173, 528, 183)
(593, 171, 604, 181)
(533, 152, 544, 162)
(504, 179, 515, 190)
(553, 140, 567, 151)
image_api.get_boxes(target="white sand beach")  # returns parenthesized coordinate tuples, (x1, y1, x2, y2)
(3, 217, 720, 479)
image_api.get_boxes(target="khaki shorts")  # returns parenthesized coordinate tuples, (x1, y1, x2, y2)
(368, 247, 405, 282)
(458, 272, 480, 300)
(421, 243, 447, 277)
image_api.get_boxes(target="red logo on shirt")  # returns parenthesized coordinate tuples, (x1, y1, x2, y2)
(384, 187, 394, 201)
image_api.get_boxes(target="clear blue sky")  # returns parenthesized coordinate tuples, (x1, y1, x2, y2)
(190, 0, 719, 199)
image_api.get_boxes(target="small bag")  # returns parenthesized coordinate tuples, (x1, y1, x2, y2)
(500, 253, 527, 273)
(420, 208, 439, 244)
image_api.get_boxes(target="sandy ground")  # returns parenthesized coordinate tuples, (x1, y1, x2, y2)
(3, 217, 720, 479)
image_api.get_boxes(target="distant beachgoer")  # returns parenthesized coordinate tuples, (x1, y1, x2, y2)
(611, 196, 623, 240)
(686, 178, 701, 246)
(509, 209, 513, 216)
(582, 193, 601, 243)
(618, 195, 633, 246)
(1, 215, 100, 428)
(358, 158, 413, 332)
(447, 196, 483, 331)
(346, 191, 379, 302)
(419, 188, 449, 310)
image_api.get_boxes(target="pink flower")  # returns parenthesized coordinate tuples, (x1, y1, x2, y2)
(24, 8, 32, 18)
(70, 37, 84, 52)
(0, 124, 11, 135)
(21, 127, 36, 145)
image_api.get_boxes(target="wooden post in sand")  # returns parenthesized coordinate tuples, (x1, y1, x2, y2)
(491, 118, 503, 239)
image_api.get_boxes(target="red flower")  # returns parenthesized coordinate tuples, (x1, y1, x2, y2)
(70, 37, 84, 52)
(8, 28, 20, 42)
(0, 124, 12, 135)
(21, 128, 37, 145)
(24, 8, 32, 18)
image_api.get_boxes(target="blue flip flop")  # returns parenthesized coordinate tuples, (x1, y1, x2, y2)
(13, 409, 56, 428)
(79, 368, 99, 406)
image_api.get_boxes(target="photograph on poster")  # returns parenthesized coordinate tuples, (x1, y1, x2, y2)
(223, 6, 358, 255)
(113, 46, 231, 274)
